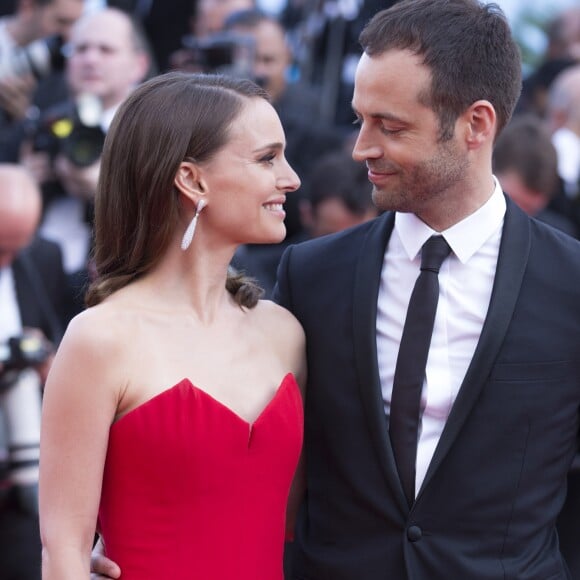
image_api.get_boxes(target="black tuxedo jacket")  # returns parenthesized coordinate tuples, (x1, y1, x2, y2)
(274, 198, 580, 580)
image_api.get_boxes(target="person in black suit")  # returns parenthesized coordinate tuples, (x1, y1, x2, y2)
(493, 113, 579, 239)
(273, 1, 580, 578)
(0, 163, 71, 580)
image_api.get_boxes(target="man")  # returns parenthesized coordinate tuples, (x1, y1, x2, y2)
(44, 6, 150, 199)
(223, 9, 318, 122)
(493, 113, 578, 238)
(0, 163, 71, 580)
(546, 64, 580, 201)
(21, 6, 150, 313)
(0, 0, 84, 160)
(275, 0, 579, 578)
(299, 149, 379, 239)
(92, 1, 580, 579)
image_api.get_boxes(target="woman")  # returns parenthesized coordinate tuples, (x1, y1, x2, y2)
(39, 71, 306, 579)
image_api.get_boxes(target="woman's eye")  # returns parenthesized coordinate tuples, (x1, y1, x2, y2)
(260, 154, 276, 165)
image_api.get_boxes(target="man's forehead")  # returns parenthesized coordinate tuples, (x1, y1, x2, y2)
(71, 17, 131, 48)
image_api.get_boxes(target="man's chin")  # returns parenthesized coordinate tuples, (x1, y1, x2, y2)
(372, 187, 412, 213)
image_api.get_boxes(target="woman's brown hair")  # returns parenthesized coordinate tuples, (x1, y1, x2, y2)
(86, 71, 268, 308)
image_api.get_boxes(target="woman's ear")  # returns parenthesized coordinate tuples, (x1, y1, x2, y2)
(174, 160, 207, 203)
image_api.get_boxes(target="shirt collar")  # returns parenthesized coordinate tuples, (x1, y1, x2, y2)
(395, 176, 506, 263)
(100, 106, 118, 132)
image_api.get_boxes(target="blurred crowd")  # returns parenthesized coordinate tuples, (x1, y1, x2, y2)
(0, 0, 580, 579)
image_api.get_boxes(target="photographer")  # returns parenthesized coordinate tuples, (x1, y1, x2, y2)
(0, 0, 84, 162)
(0, 164, 71, 580)
(20, 6, 150, 314)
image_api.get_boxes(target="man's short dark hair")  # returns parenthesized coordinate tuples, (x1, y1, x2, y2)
(359, 0, 522, 141)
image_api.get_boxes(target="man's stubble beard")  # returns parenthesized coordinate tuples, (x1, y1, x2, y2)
(370, 139, 468, 215)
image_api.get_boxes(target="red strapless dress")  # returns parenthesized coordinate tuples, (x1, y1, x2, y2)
(98, 373, 302, 579)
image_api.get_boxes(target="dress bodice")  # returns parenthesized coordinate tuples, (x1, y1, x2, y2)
(98, 373, 303, 579)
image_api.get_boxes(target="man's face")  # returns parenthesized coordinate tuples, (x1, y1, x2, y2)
(351, 49, 469, 229)
(309, 198, 377, 238)
(66, 10, 147, 110)
(232, 21, 290, 102)
(37, 0, 84, 41)
(496, 170, 547, 217)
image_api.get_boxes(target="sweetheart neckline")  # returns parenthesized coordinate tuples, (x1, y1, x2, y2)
(112, 372, 296, 429)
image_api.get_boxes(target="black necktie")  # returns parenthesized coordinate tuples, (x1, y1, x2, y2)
(389, 235, 452, 506)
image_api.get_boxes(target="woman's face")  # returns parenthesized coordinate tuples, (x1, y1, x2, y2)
(199, 97, 300, 246)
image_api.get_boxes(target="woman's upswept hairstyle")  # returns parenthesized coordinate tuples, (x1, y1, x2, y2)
(359, 0, 522, 141)
(86, 71, 269, 308)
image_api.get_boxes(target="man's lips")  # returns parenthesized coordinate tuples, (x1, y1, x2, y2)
(367, 167, 397, 183)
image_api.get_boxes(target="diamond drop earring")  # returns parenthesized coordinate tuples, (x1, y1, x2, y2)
(180, 199, 206, 251)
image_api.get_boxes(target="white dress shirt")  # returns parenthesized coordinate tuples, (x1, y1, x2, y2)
(376, 179, 506, 497)
(0, 266, 22, 342)
(552, 127, 580, 199)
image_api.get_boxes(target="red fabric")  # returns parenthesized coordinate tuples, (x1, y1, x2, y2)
(98, 373, 303, 579)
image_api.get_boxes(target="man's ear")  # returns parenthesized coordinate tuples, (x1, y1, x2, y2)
(174, 160, 207, 204)
(462, 100, 497, 150)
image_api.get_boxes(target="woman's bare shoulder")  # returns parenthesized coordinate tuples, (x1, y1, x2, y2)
(253, 299, 306, 364)
(59, 300, 137, 362)
(254, 300, 307, 392)
(253, 299, 304, 337)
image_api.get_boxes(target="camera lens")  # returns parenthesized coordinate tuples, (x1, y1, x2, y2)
(62, 125, 106, 167)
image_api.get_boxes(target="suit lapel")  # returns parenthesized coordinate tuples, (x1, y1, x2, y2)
(418, 199, 531, 498)
(352, 212, 409, 512)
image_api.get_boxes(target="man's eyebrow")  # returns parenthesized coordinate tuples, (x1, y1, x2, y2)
(352, 106, 408, 124)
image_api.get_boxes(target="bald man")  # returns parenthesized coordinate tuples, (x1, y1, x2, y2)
(0, 165, 42, 266)
(0, 164, 71, 580)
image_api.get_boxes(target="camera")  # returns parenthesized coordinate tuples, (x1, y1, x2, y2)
(25, 93, 106, 167)
(179, 32, 256, 78)
(0, 35, 65, 82)
(0, 334, 52, 375)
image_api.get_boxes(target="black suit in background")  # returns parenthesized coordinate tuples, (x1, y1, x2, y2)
(0, 236, 72, 580)
(13, 236, 72, 338)
(275, 197, 580, 580)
